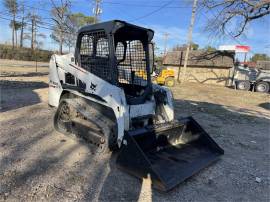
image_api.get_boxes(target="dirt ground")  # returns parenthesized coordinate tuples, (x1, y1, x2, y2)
(0, 61, 270, 202)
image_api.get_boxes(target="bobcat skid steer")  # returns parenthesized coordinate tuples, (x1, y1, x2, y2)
(49, 20, 224, 192)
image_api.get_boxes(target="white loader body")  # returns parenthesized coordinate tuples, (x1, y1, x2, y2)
(49, 20, 224, 192)
(49, 53, 174, 144)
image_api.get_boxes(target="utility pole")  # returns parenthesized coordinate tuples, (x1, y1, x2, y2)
(180, 0, 198, 83)
(93, 0, 102, 24)
(163, 33, 169, 57)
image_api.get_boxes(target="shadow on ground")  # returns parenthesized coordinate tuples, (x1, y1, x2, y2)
(0, 80, 48, 112)
(0, 72, 48, 77)
(1, 98, 269, 201)
(258, 102, 270, 110)
(98, 99, 269, 201)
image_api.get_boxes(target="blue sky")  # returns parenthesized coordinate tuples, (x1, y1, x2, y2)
(0, 0, 269, 58)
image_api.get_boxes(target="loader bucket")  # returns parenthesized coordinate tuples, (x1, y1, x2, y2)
(116, 117, 224, 192)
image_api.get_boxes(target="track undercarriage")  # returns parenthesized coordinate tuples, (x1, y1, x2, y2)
(54, 98, 117, 153)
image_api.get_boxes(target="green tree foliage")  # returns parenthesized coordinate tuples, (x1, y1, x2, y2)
(251, 54, 270, 62)
(69, 12, 95, 30)
(9, 20, 21, 30)
(64, 13, 95, 51)
(172, 42, 199, 51)
(204, 45, 216, 51)
(191, 43, 199, 50)
(9, 20, 21, 46)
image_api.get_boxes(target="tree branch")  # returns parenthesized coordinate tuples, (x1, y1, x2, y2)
(201, 0, 270, 37)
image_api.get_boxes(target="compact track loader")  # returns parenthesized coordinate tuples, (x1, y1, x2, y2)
(49, 20, 224, 192)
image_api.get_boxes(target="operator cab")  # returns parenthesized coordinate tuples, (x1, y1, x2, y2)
(75, 20, 154, 105)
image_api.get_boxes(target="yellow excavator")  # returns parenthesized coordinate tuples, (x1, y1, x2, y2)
(155, 67, 175, 87)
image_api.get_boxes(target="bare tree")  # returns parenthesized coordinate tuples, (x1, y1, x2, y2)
(24, 12, 45, 50)
(19, 2, 26, 47)
(50, 0, 71, 54)
(4, 0, 18, 48)
(9, 20, 21, 46)
(201, 0, 270, 37)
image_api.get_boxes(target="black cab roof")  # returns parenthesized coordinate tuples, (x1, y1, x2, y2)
(78, 20, 154, 41)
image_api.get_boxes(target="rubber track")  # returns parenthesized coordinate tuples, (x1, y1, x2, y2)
(54, 97, 117, 153)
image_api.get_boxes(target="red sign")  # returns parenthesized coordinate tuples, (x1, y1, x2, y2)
(235, 45, 250, 53)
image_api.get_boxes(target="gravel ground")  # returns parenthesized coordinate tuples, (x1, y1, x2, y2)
(0, 66, 269, 202)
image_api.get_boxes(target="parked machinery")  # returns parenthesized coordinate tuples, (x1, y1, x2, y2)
(49, 20, 224, 192)
(155, 67, 175, 87)
(234, 64, 270, 93)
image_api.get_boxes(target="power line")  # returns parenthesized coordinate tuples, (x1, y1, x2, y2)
(3, 0, 189, 24)
(21, 2, 100, 19)
(21, 4, 52, 13)
(0, 15, 50, 30)
(102, 1, 191, 8)
(1, 10, 56, 27)
(107, 5, 188, 53)
(0, 15, 72, 34)
(130, 0, 175, 22)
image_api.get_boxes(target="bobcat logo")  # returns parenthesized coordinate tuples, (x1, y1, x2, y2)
(90, 82, 97, 91)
